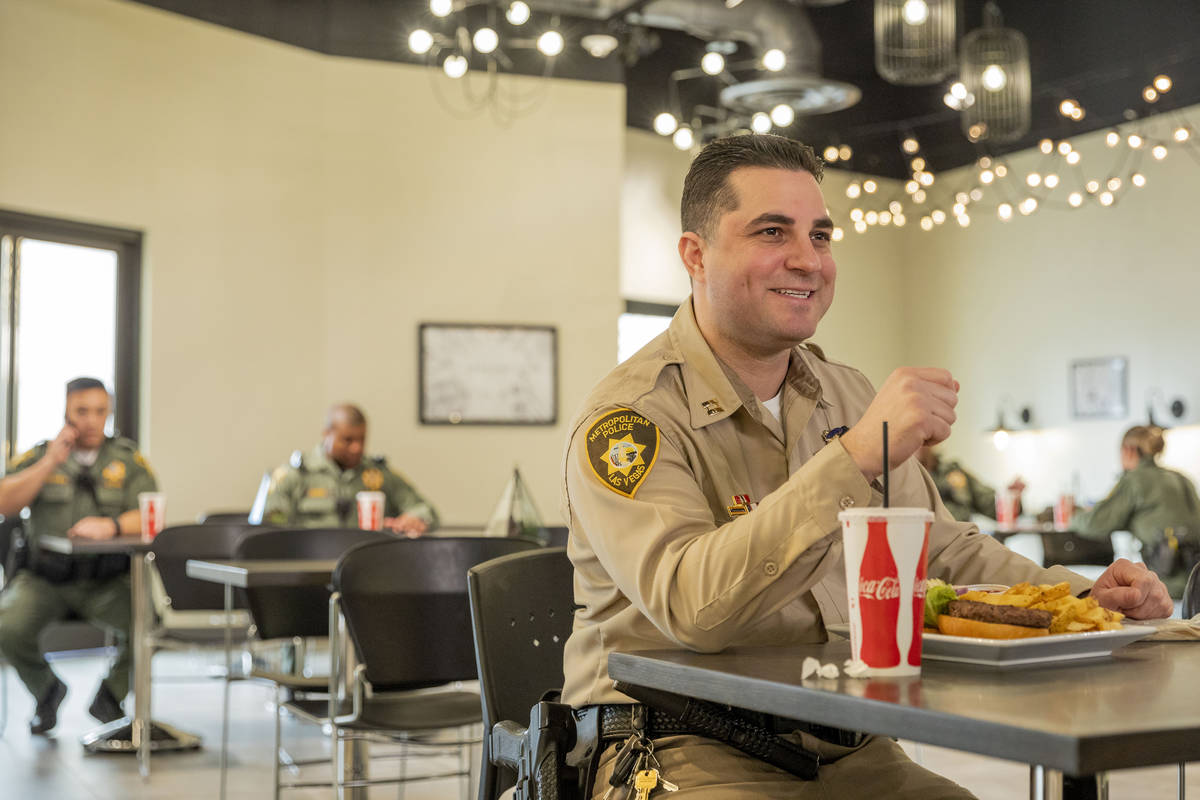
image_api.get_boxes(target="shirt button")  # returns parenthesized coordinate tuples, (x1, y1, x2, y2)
(764, 561, 779, 576)
(839, 496, 855, 509)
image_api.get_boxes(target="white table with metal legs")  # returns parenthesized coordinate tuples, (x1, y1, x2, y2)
(185, 558, 369, 800)
(38, 534, 201, 778)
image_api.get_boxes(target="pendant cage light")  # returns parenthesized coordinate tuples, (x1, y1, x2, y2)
(874, 0, 957, 86)
(960, 2, 1031, 143)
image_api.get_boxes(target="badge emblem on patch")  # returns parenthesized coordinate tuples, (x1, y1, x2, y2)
(362, 468, 384, 491)
(585, 408, 660, 498)
(101, 460, 126, 489)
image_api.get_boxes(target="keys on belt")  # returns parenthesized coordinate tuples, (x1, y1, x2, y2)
(602, 707, 680, 799)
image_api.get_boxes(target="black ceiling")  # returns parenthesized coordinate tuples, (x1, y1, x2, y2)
(127, 0, 1200, 179)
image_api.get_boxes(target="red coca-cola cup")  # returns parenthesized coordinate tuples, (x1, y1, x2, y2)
(356, 491, 385, 531)
(137, 492, 166, 541)
(1053, 494, 1075, 530)
(995, 490, 1019, 531)
(839, 507, 933, 677)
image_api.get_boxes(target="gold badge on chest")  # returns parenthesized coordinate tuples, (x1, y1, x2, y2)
(101, 460, 126, 489)
(362, 468, 384, 491)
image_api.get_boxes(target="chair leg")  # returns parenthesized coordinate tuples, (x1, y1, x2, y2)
(274, 684, 283, 800)
(1180, 762, 1187, 800)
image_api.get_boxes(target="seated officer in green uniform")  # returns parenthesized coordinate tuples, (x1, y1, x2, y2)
(1073, 425, 1200, 597)
(917, 445, 1025, 523)
(0, 377, 158, 734)
(263, 404, 438, 536)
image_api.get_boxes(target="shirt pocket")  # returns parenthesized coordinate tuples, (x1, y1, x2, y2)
(39, 484, 73, 504)
(96, 487, 126, 514)
(297, 495, 337, 517)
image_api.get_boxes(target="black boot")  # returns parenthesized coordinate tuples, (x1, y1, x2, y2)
(30, 677, 67, 735)
(88, 683, 125, 724)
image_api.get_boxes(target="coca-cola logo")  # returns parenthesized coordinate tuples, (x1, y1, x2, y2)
(859, 576, 901, 600)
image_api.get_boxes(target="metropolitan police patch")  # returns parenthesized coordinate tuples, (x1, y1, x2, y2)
(586, 408, 660, 498)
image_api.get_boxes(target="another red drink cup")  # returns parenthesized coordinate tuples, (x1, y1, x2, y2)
(356, 491, 385, 531)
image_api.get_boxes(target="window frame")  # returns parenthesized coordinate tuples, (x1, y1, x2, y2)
(0, 208, 143, 463)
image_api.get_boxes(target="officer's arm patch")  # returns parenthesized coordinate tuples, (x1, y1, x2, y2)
(584, 409, 660, 499)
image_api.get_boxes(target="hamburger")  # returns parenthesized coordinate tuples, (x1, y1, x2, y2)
(936, 599, 1052, 639)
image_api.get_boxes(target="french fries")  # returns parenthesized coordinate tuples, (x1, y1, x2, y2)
(958, 582, 1123, 634)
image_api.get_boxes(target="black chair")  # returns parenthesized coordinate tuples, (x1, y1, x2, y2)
(320, 536, 540, 798)
(468, 547, 576, 800)
(229, 526, 396, 796)
(197, 511, 252, 525)
(1040, 531, 1115, 567)
(146, 523, 257, 645)
(539, 526, 570, 549)
(1184, 561, 1200, 619)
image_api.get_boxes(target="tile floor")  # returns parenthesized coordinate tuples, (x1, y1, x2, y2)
(0, 649, 1194, 799)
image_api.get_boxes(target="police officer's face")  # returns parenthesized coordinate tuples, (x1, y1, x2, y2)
(324, 422, 366, 469)
(682, 167, 836, 357)
(65, 388, 110, 449)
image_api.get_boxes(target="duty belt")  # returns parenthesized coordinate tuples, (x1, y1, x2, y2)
(597, 703, 865, 749)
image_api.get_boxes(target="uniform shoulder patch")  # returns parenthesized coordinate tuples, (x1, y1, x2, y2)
(268, 464, 292, 492)
(584, 408, 660, 499)
(8, 445, 42, 470)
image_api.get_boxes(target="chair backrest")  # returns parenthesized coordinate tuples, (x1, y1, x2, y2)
(1184, 560, 1200, 619)
(197, 511, 251, 525)
(468, 546, 575, 731)
(468, 547, 575, 800)
(334, 537, 539, 692)
(1040, 531, 1115, 567)
(149, 523, 262, 610)
(539, 525, 570, 549)
(0, 513, 20, 582)
(235, 527, 393, 640)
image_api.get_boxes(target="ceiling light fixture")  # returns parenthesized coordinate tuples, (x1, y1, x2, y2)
(875, 0, 957, 85)
(959, 2, 1031, 143)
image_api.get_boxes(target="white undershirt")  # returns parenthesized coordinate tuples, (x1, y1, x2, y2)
(73, 448, 100, 467)
(762, 390, 783, 422)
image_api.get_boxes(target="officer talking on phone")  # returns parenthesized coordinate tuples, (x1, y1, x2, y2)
(0, 377, 158, 735)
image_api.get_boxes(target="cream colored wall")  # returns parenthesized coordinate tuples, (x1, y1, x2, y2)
(0, 0, 623, 524)
(904, 118, 1200, 510)
(621, 129, 915, 386)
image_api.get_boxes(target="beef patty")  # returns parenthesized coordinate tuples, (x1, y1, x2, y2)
(946, 599, 1052, 628)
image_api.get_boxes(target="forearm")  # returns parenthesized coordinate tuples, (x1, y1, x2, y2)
(0, 457, 56, 516)
(115, 509, 140, 535)
(573, 439, 873, 652)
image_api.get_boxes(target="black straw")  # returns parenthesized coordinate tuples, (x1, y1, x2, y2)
(882, 421, 890, 508)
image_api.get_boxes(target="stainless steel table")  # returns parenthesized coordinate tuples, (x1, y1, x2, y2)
(38, 534, 201, 777)
(185, 558, 367, 800)
(609, 639, 1200, 800)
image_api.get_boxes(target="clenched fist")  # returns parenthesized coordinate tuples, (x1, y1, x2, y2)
(841, 367, 959, 481)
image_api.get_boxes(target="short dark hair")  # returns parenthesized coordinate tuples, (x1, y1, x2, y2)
(66, 377, 108, 396)
(325, 403, 367, 430)
(681, 134, 824, 239)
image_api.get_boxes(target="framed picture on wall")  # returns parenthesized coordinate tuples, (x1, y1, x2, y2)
(419, 322, 557, 425)
(1070, 357, 1128, 419)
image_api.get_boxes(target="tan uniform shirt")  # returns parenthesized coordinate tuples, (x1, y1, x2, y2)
(561, 301, 1089, 707)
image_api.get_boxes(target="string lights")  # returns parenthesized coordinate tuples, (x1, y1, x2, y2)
(832, 72, 1196, 237)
